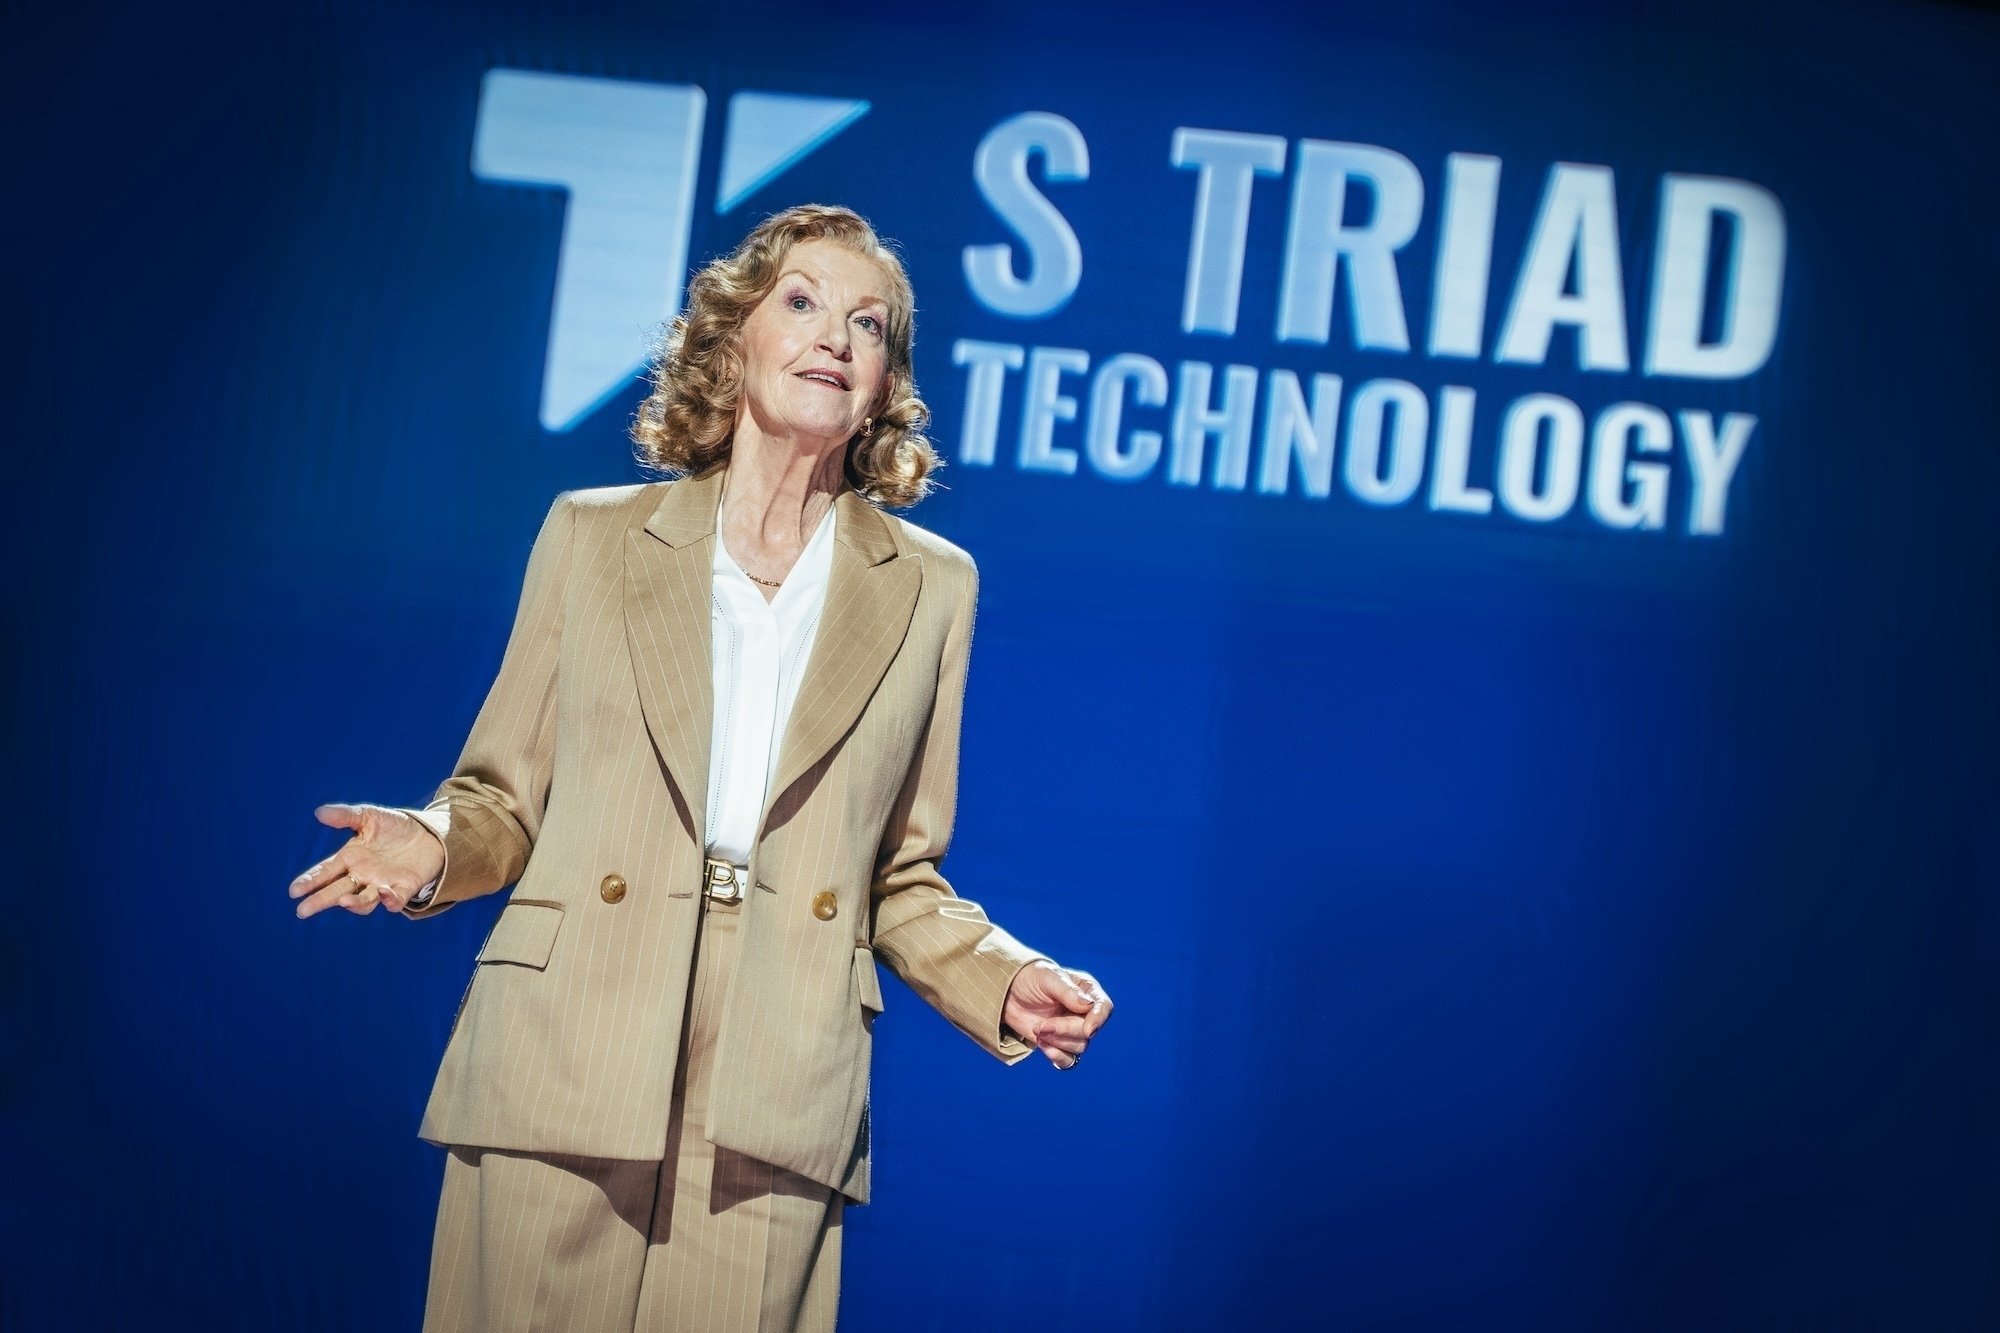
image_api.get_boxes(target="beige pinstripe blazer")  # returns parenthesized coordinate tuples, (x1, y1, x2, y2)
(399, 462, 1045, 1205)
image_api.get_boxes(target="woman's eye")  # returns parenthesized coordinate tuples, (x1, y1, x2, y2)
(789, 294, 811, 311)
(857, 314, 881, 333)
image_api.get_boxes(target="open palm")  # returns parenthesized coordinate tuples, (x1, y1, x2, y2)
(288, 803, 446, 918)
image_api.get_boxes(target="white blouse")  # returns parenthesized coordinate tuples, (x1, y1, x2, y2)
(703, 499, 837, 865)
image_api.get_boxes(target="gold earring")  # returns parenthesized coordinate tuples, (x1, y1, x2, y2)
(862, 416, 875, 437)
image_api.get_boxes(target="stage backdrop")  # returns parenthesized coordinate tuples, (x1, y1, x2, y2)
(7, 0, 1997, 1327)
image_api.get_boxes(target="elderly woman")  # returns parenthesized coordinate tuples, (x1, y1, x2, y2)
(288, 204, 1112, 1332)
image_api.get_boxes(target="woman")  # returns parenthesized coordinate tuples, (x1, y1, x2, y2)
(287, 204, 1113, 1332)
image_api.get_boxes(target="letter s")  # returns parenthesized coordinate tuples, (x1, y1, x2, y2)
(963, 112, 1088, 319)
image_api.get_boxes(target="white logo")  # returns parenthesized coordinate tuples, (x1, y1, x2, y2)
(472, 69, 869, 431)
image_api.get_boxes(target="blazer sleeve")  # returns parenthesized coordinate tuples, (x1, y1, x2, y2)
(869, 559, 1049, 1063)
(400, 492, 577, 920)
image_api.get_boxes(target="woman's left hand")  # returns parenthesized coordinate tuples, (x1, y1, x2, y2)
(1003, 961, 1113, 1070)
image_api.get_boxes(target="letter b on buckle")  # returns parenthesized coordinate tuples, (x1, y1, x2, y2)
(704, 857, 744, 902)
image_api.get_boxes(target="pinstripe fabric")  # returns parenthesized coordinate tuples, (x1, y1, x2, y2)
(422, 898, 844, 1333)
(401, 462, 1047, 1206)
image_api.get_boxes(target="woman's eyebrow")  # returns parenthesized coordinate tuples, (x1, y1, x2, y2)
(779, 267, 887, 311)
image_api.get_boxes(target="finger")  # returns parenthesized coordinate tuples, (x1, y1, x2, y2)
(1043, 1044, 1079, 1069)
(1063, 972, 1112, 1029)
(1081, 1002, 1110, 1037)
(1032, 1014, 1093, 1044)
(289, 850, 353, 900)
(1071, 973, 1109, 1005)
(1059, 976, 1096, 1015)
(362, 876, 412, 913)
(1036, 1027, 1087, 1056)
(297, 874, 368, 920)
(296, 880, 351, 919)
(315, 803, 369, 832)
(1081, 991, 1113, 1035)
(342, 883, 382, 916)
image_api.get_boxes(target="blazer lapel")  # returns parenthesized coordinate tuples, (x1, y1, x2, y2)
(624, 463, 924, 848)
(625, 465, 725, 835)
(761, 488, 922, 832)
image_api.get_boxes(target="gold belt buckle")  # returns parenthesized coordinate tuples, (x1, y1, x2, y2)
(703, 856, 745, 903)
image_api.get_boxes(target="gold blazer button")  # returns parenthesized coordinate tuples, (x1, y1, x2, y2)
(810, 890, 838, 921)
(600, 873, 628, 904)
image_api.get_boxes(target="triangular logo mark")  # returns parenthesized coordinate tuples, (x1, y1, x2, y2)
(717, 92, 870, 214)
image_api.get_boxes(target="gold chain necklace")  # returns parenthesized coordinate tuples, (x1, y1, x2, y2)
(735, 493, 834, 589)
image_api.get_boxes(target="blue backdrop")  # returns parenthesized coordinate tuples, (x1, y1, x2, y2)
(8, 0, 1998, 1327)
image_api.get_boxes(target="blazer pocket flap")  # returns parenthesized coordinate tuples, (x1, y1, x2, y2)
(854, 945, 885, 1013)
(478, 899, 564, 969)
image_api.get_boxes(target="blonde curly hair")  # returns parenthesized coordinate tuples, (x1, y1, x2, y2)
(630, 204, 941, 509)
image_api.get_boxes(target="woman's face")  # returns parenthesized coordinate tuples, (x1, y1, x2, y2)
(733, 237, 896, 453)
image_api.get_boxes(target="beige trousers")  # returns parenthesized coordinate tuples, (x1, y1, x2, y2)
(420, 896, 846, 1333)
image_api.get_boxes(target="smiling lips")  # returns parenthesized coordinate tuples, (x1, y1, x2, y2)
(797, 368, 850, 391)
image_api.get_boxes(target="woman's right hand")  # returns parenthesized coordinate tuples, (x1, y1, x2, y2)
(289, 803, 448, 919)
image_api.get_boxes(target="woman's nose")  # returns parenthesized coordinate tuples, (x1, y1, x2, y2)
(817, 320, 852, 359)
